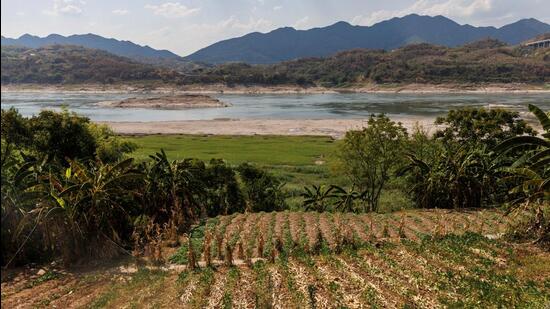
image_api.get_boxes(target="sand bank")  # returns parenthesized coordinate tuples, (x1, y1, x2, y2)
(3, 83, 549, 94)
(102, 116, 441, 139)
(97, 94, 229, 109)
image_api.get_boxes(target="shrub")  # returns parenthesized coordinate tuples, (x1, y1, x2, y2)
(337, 114, 408, 212)
(237, 163, 287, 212)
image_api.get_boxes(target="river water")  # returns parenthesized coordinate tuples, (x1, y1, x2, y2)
(1, 92, 549, 122)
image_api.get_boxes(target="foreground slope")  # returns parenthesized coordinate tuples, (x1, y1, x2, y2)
(2, 209, 549, 308)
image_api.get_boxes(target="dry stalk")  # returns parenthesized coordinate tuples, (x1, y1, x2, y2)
(398, 217, 406, 239)
(269, 246, 277, 263)
(224, 243, 233, 266)
(369, 218, 376, 242)
(434, 216, 445, 239)
(203, 233, 212, 267)
(237, 241, 245, 260)
(187, 237, 197, 270)
(275, 235, 284, 253)
(314, 226, 324, 253)
(216, 232, 223, 260)
(382, 222, 390, 238)
(257, 233, 265, 257)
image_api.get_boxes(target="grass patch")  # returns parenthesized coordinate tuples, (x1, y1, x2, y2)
(128, 134, 336, 166)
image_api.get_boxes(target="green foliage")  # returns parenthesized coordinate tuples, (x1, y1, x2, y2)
(4, 41, 546, 87)
(399, 107, 540, 209)
(237, 163, 287, 212)
(1, 108, 135, 164)
(495, 104, 549, 244)
(434, 107, 536, 148)
(300, 184, 337, 212)
(87, 123, 137, 163)
(400, 144, 501, 208)
(181, 41, 549, 87)
(1, 109, 290, 266)
(337, 114, 408, 211)
(496, 104, 549, 205)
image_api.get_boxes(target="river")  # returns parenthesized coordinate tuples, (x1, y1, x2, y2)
(1, 92, 549, 122)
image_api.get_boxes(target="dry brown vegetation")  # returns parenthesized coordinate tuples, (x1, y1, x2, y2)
(3, 209, 549, 308)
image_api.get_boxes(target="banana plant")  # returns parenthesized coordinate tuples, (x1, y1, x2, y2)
(301, 184, 337, 212)
(496, 104, 550, 204)
(47, 158, 143, 248)
(331, 185, 360, 212)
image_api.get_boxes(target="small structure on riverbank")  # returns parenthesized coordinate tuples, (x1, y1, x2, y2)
(524, 39, 550, 49)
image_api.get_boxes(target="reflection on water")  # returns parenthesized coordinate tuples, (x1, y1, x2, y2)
(1, 92, 549, 122)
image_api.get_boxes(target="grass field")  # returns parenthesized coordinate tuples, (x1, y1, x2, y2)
(3, 209, 549, 308)
(127, 134, 412, 211)
(129, 134, 337, 166)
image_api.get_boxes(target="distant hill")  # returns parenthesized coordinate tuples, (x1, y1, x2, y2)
(1, 45, 183, 84)
(182, 39, 550, 86)
(1, 33, 181, 61)
(184, 14, 550, 64)
(3, 40, 547, 86)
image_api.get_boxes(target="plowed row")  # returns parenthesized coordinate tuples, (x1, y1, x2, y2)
(3, 209, 549, 308)
(185, 209, 508, 265)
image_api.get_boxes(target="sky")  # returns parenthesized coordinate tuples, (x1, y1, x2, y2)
(1, 0, 549, 56)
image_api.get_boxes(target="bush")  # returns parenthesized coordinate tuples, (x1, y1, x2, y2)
(237, 163, 287, 212)
(1, 108, 135, 164)
(337, 114, 408, 212)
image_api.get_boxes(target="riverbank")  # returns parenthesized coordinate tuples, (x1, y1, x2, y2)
(102, 116, 440, 139)
(3, 82, 549, 94)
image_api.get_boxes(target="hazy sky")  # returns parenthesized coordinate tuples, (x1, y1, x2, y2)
(2, 0, 549, 56)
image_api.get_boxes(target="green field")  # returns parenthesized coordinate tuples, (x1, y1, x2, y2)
(128, 134, 412, 211)
(128, 135, 339, 207)
(129, 134, 337, 165)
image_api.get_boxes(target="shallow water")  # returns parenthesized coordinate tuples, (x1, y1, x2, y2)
(1, 92, 549, 122)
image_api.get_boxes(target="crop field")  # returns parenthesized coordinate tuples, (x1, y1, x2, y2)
(3, 209, 549, 308)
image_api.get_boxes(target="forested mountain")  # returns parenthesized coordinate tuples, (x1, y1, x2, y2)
(185, 14, 550, 64)
(1, 45, 182, 84)
(182, 40, 550, 86)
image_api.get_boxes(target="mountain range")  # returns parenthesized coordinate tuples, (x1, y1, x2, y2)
(0, 33, 181, 61)
(2, 14, 549, 65)
(185, 14, 550, 64)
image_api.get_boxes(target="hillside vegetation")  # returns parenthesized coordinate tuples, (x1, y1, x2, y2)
(2, 39, 549, 87)
(0, 45, 182, 84)
(185, 40, 550, 86)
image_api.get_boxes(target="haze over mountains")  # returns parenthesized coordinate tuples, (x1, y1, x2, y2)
(0, 33, 181, 61)
(2, 14, 549, 65)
